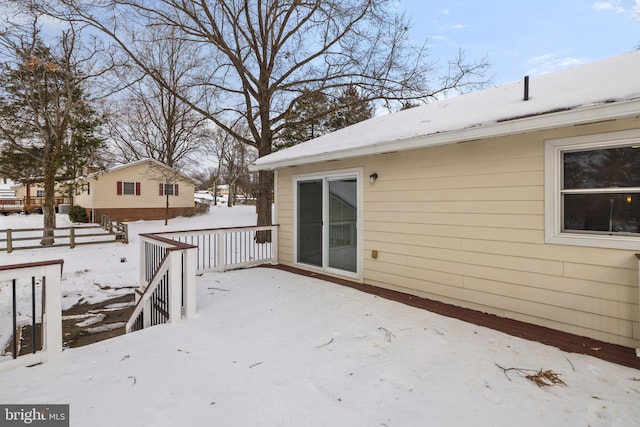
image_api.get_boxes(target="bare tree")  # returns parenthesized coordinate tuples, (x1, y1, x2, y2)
(221, 136, 254, 207)
(205, 125, 256, 207)
(105, 26, 210, 169)
(45, 0, 490, 239)
(0, 14, 105, 245)
(206, 127, 232, 206)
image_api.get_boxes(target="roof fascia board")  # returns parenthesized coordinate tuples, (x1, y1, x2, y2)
(250, 98, 640, 171)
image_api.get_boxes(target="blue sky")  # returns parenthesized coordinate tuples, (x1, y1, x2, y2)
(399, 0, 640, 85)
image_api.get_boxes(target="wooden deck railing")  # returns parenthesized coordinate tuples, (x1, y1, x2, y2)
(0, 197, 72, 214)
(126, 235, 197, 333)
(0, 260, 63, 372)
(153, 225, 279, 273)
(127, 225, 278, 334)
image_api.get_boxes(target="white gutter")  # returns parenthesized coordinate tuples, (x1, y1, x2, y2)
(250, 98, 640, 171)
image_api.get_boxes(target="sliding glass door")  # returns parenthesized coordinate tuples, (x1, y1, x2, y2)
(297, 173, 359, 275)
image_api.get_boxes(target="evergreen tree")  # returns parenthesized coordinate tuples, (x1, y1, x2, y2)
(277, 90, 331, 150)
(0, 21, 103, 244)
(277, 86, 374, 149)
(328, 86, 373, 131)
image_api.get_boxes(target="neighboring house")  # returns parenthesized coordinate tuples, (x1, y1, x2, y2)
(0, 179, 16, 199)
(8, 181, 71, 213)
(251, 51, 640, 349)
(0, 179, 20, 213)
(74, 159, 198, 222)
(12, 182, 45, 199)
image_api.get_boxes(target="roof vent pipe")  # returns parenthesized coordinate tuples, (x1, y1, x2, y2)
(524, 75, 530, 101)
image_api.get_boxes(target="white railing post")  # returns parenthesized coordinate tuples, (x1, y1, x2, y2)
(42, 262, 63, 362)
(143, 297, 152, 328)
(139, 237, 148, 292)
(182, 247, 197, 319)
(167, 250, 182, 323)
(0, 260, 63, 372)
(215, 231, 226, 272)
(271, 225, 279, 265)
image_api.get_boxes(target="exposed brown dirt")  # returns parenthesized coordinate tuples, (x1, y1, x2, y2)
(62, 294, 135, 348)
(3, 293, 136, 358)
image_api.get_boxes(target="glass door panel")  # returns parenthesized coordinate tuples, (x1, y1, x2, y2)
(328, 178, 357, 273)
(297, 180, 323, 267)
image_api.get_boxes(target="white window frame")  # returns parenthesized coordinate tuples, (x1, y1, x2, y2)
(122, 181, 136, 195)
(293, 168, 363, 279)
(545, 129, 640, 250)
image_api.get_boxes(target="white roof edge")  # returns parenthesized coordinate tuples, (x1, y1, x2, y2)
(249, 98, 640, 171)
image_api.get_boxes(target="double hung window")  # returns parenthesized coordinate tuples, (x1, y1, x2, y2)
(545, 131, 640, 249)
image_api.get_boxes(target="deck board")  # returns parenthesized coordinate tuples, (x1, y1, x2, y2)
(269, 264, 640, 370)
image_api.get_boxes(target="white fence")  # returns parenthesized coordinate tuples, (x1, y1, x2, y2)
(0, 260, 63, 372)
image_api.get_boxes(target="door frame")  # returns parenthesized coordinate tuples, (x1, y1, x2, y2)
(293, 167, 363, 280)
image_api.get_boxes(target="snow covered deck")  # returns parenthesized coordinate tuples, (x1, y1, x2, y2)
(273, 264, 640, 371)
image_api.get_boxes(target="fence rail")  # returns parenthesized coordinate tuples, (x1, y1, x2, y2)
(0, 260, 63, 372)
(99, 214, 129, 244)
(1, 221, 128, 253)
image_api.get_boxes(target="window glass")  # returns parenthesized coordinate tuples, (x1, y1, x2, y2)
(563, 193, 639, 234)
(164, 184, 174, 196)
(123, 181, 135, 195)
(297, 180, 323, 267)
(328, 178, 357, 273)
(562, 145, 640, 235)
(563, 146, 640, 189)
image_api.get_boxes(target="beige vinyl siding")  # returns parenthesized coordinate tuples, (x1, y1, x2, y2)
(14, 184, 46, 199)
(74, 180, 92, 207)
(276, 118, 640, 348)
(90, 162, 194, 209)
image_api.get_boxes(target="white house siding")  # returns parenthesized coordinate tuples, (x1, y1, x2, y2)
(276, 118, 640, 348)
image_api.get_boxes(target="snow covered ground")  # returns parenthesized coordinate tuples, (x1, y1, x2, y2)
(1, 207, 640, 426)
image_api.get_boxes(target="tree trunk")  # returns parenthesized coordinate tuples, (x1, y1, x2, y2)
(255, 119, 274, 242)
(41, 165, 57, 246)
(255, 169, 273, 243)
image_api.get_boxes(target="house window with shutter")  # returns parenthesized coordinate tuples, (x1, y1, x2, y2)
(117, 181, 141, 196)
(160, 183, 179, 196)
